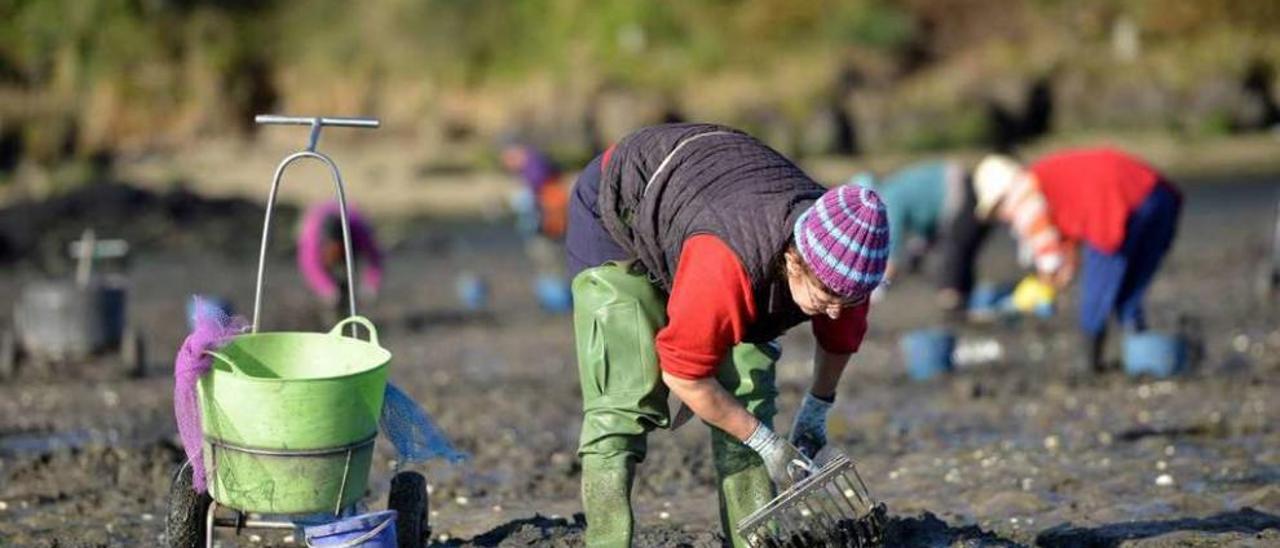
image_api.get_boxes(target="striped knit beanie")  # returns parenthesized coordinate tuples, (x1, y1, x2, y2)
(793, 184, 890, 299)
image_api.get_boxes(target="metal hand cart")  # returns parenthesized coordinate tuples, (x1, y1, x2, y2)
(164, 115, 429, 548)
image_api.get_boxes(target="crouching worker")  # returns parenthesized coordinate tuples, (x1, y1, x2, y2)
(566, 123, 889, 546)
(973, 148, 1181, 371)
(297, 200, 385, 322)
(853, 160, 992, 313)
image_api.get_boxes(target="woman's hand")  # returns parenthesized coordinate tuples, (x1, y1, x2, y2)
(745, 423, 811, 490)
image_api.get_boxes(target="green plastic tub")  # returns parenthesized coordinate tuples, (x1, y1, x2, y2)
(197, 316, 391, 514)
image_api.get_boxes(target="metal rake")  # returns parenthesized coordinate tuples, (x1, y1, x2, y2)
(737, 453, 887, 548)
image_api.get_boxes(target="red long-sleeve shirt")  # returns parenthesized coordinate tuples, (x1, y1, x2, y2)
(1029, 148, 1164, 254)
(655, 234, 870, 380)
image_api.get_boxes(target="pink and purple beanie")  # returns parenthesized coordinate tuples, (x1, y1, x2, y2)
(793, 184, 890, 298)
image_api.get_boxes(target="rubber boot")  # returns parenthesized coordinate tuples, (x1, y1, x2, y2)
(572, 262, 670, 547)
(711, 427, 775, 548)
(581, 453, 638, 548)
(1085, 330, 1107, 373)
(711, 343, 780, 547)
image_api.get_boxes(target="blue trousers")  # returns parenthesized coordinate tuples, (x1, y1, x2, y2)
(566, 154, 630, 278)
(1079, 184, 1181, 336)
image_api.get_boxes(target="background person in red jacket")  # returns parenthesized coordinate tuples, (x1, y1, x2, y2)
(973, 148, 1182, 371)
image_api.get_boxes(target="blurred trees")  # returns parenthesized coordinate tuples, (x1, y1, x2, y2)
(0, 0, 1277, 174)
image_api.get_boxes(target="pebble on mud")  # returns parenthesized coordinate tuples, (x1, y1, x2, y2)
(1156, 474, 1175, 487)
(1233, 334, 1250, 352)
(944, 468, 962, 483)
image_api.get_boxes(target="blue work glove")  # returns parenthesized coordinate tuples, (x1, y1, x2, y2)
(789, 392, 834, 460)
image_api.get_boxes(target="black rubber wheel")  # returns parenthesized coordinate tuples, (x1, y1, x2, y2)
(166, 461, 212, 548)
(0, 329, 17, 381)
(388, 471, 429, 548)
(119, 326, 146, 378)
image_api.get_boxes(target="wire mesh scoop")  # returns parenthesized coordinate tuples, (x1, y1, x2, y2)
(737, 453, 887, 547)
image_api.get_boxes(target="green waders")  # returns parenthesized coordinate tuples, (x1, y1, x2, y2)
(573, 262, 779, 547)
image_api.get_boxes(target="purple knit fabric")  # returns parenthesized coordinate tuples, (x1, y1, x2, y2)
(173, 297, 248, 493)
(794, 184, 891, 298)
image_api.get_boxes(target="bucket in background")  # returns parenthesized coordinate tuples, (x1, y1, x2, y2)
(900, 328, 956, 381)
(1010, 275, 1056, 318)
(534, 274, 572, 313)
(304, 510, 398, 547)
(456, 273, 489, 312)
(1123, 332, 1187, 378)
(967, 281, 1014, 319)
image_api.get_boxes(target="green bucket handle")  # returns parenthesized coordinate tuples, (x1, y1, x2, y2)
(204, 349, 242, 374)
(329, 316, 380, 347)
(200, 316, 381, 374)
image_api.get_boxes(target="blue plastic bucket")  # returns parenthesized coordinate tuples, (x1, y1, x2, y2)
(900, 329, 956, 380)
(1123, 332, 1187, 378)
(304, 510, 398, 547)
(534, 275, 572, 313)
(968, 282, 1014, 316)
(455, 273, 489, 312)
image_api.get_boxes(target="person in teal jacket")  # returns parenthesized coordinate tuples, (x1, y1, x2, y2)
(853, 160, 992, 313)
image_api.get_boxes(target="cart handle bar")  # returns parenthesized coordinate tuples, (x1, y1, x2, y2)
(251, 114, 380, 334)
(254, 115, 380, 128)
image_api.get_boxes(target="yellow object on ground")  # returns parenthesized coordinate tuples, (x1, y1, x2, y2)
(1011, 275, 1055, 312)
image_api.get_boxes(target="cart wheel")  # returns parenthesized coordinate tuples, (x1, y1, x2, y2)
(166, 461, 212, 548)
(0, 329, 17, 380)
(120, 326, 146, 378)
(388, 471, 429, 548)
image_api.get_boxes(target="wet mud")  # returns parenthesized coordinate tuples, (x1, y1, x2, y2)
(1, 178, 1279, 546)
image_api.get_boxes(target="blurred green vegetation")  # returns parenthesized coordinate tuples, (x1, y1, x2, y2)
(0, 0, 1278, 175)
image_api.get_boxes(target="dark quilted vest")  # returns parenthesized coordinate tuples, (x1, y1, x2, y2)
(598, 123, 825, 342)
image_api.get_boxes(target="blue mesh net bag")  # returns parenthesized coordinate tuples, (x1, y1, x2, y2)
(380, 383, 467, 464)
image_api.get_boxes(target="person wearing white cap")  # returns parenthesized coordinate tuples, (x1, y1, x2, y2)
(972, 147, 1182, 371)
